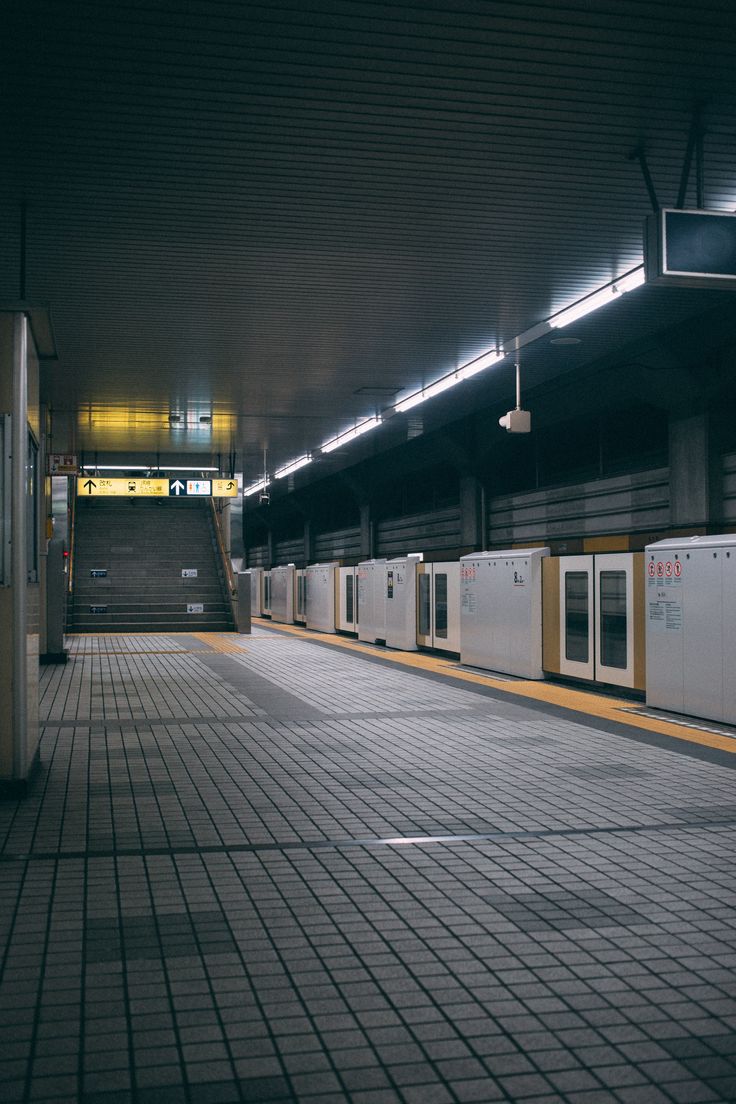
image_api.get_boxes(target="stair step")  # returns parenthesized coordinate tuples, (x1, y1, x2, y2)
(70, 497, 235, 632)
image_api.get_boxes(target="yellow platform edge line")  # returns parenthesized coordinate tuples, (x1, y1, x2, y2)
(256, 619, 736, 756)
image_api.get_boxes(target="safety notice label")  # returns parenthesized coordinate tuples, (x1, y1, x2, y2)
(647, 589, 683, 632)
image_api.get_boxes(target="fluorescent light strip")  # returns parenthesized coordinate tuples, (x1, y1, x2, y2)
(244, 478, 270, 497)
(394, 348, 505, 414)
(82, 465, 220, 472)
(321, 416, 381, 454)
(549, 266, 645, 329)
(274, 455, 312, 479)
(251, 266, 646, 499)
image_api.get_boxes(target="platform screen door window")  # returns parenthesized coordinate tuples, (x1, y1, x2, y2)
(599, 570, 627, 669)
(345, 574, 354, 624)
(27, 431, 38, 583)
(434, 573, 448, 638)
(418, 574, 431, 636)
(564, 571, 589, 662)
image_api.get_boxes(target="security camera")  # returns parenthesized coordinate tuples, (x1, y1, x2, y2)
(259, 492, 270, 506)
(499, 408, 531, 433)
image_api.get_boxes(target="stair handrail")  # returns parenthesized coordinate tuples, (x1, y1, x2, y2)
(209, 498, 238, 621)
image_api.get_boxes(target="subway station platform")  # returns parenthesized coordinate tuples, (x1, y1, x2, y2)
(1, 626, 735, 1104)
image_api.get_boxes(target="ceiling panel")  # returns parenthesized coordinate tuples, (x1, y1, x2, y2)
(1, 0, 735, 477)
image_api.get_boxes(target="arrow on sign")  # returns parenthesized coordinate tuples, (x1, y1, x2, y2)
(171, 480, 185, 495)
(84, 479, 97, 494)
(226, 481, 235, 490)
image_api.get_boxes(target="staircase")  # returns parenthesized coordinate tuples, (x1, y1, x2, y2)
(69, 498, 235, 632)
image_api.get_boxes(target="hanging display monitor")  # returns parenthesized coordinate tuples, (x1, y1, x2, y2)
(645, 209, 736, 288)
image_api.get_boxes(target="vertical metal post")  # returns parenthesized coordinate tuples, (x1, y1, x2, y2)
(19, 200, 27, 300)
(11, 314, 28, 779)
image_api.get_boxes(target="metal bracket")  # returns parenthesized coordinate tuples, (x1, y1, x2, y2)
(676, 103, 706, 209)
(628, 146, 660, 213)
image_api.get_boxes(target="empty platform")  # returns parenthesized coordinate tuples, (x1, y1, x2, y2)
(1, 626, 735, 1104)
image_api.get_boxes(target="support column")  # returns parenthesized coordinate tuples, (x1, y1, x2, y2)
(359, 502, 374, 559)
(0, 311, 41, 796)
(459, 474, 485, 550)
(668, 410, 722, 530)
(304, 518, 315, 565)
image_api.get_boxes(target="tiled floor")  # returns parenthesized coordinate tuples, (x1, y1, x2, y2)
(1, 628, 735, 1103)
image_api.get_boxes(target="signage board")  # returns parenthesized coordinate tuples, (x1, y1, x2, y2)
(90, 569, 108, 578)
(77, 477, 168, 497)
(48, 453, 78, 475)
(186, 603, 204, 614)
(181, 568, 198, 578)
(78, 476, 239, 497)
(212, 478, 239, 497)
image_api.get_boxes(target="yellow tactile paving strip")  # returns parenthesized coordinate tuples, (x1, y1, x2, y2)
(254, 619, 736, 756)
(190, 631, 247, 654)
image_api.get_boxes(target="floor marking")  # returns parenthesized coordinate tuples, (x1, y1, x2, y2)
(3, 816, 735, 864)
(254, 618, 736, 755)
(70, 644, 192, 653)
(619, 706, 736, 739)
(191, 632, 248, 654)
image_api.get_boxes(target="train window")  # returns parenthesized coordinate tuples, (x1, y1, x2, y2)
(345, 575, 354, 623)
(419, 574, 431, 636)
(434, 573, 448, 638)
(564, 572, 589, 662)
(264, 576, 270, 608)
(599, 571, 627, 669)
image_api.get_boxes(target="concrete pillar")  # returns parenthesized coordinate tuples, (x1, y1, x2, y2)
(0, 311, 41, 796)
(669, 411, 722, 530)
(459, 474, 485, 550)
(304, 518, 315, 565)
(359, 502, 373, 559)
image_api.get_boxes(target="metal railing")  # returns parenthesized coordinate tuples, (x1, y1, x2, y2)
(209, 498, 238, 624)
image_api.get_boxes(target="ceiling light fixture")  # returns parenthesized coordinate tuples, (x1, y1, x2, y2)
(549, 266, 646, 329)
(244, 478, 270, 497)
(320, 416, 381, 454)
(274, 455, 312, 479)
(394, 348, 505, 414)
(81, 464, 219, 473)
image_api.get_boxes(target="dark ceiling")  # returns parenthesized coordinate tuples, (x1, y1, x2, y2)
(2, 0, 736, 483)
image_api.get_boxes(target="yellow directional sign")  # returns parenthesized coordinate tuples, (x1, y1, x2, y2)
(77, 476, 240, 497)
(77, 477, 169, 497)
(212, 478, 239, 497)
